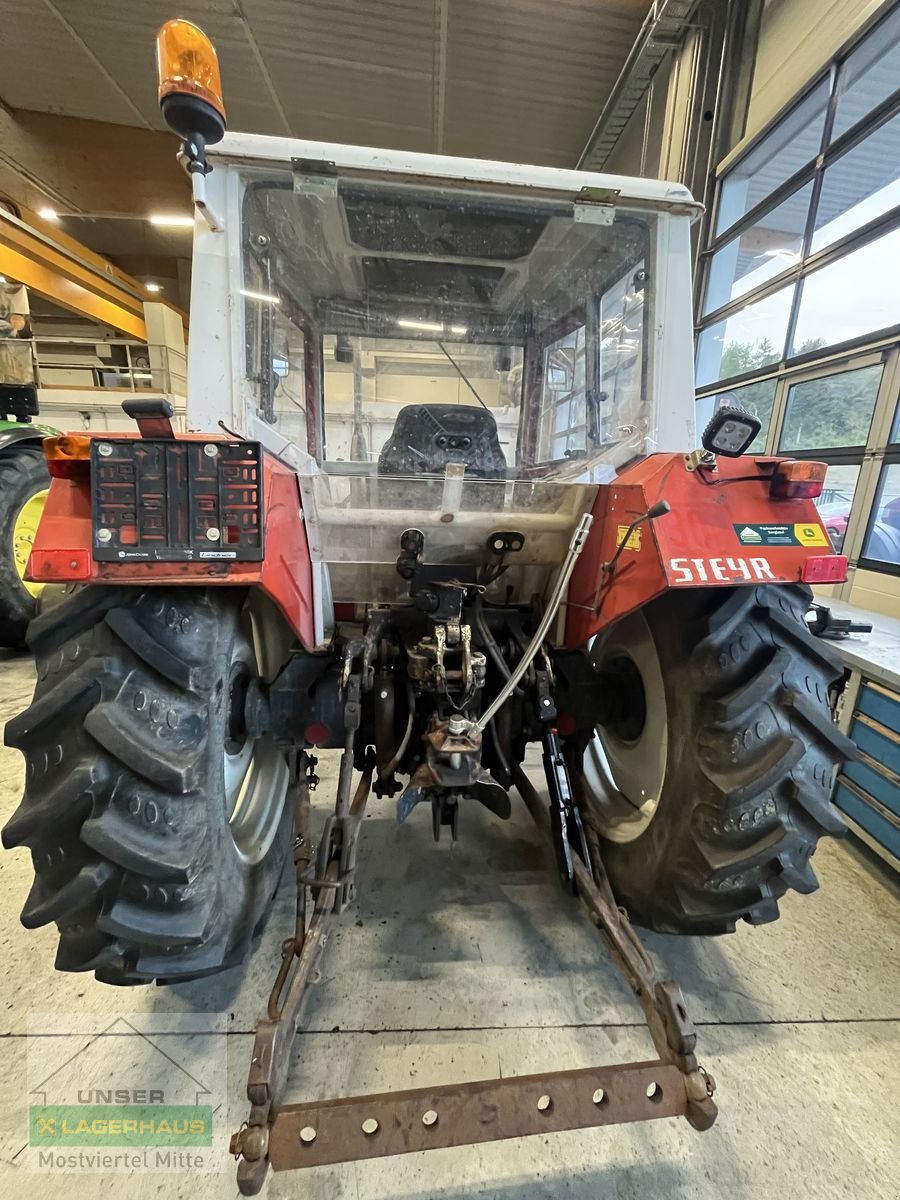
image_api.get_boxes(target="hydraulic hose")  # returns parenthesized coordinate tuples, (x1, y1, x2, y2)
(476, 512, 593, 731)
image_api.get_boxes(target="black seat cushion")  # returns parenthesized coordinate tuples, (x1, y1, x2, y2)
(378, 404, 507, 478)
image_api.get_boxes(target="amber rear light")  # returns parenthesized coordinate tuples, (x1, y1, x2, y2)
(770, 459, 827, 499)
(44, 434, 91, 479)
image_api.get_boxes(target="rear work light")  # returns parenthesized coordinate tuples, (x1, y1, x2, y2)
(801, 554, 848, 584)
(44, 434, 92, 479)
(770, 459, 827, 499)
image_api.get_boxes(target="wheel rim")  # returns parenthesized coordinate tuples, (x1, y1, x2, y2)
(12, 488, 48, 598)
(223, 602, 289, 864)
(583, 610, 667, 844)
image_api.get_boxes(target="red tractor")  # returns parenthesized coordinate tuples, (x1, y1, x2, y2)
(3, 19, 853, 1191)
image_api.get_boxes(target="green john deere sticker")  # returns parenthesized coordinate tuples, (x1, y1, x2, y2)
(733, 522, 829, 548)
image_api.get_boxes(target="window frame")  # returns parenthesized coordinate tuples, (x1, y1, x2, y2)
(696, 347, 900, 580)
(857, 453, 900, 578)
(774, 357, 885, 457)
(697, 11, 900, 369)
(695, 3, 900, 587)
(699, 98, 900, 334)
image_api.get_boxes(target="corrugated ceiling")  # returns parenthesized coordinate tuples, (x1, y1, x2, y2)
(2, 0, 652, 167)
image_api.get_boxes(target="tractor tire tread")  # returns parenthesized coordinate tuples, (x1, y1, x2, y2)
(0, 443, 50, 648)
(3, 584, 291, 984)
(590, 583, 852, 935)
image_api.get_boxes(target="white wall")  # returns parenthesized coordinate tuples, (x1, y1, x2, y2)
(744, 0, 885, 143)
(37, 390, 187, 433)
(847, 569, 900, 619)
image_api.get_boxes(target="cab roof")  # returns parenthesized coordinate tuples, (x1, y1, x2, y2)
(212, 133, 703, 219)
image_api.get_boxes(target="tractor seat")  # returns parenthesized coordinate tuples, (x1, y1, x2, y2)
(378, 404, 507, 479)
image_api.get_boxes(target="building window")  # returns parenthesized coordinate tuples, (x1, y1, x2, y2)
(816, 464, 862, 553)
(778, 363, 883, 453)
(862, 462, 900, 569)
(697, 4, 900, 583)
(703, 185, 812, 316)
(791, 226, 900, 354)
(715, 80, 829, 236)
(696, 284, 794, 388)
(831, 4, 900, 141)
(811, 113, 900, 253)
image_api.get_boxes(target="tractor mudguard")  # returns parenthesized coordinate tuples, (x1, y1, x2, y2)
(565, 452, 847, 647)
(24, 436, 316, 650)
(0, 421, 56, 453)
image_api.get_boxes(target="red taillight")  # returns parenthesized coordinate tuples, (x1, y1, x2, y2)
(48, 459, 90, 479)
(770, 459, 827, 499)
(304, 723, 331, 747)
(801, 554, 848, 583)
(27, 548, 92, 582)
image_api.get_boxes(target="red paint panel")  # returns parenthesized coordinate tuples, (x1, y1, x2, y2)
(26, 444, 315, 649)
(565, 453, 845, 648)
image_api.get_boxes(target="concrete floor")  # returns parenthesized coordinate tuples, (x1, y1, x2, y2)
(0, 651, 898, 1199)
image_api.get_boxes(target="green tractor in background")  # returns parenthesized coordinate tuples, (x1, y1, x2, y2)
(0, 279, 56, 647)
(0, 397, 56, 647)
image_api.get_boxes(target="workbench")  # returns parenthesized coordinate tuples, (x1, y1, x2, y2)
(823, 599, 900, 871)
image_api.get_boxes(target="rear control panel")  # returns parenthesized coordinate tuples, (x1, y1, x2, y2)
(91, 439, 264, 562)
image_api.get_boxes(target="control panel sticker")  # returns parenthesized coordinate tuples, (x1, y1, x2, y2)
(733, 522, 829, 547)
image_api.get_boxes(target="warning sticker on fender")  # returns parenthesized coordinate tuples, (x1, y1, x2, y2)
(733, 522, 829, 547)
(615, 524, 642, 551)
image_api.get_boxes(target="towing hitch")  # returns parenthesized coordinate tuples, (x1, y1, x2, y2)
(230, 738, 717, 1193)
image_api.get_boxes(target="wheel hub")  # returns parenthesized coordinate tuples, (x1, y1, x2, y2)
(226, 661, 251, 752)
(13, 488, 48, 598)
(582, 610, 667, 844)
(224, 609, 289, 865)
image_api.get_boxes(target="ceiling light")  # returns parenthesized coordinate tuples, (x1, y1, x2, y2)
(145, 282, 161, 293)
(38, 207, 59, 221)
(240, 288, 280, 304)
(149, 214, 194, 228)
(397, 318, 444, 332)
(396, 318, 469, 336)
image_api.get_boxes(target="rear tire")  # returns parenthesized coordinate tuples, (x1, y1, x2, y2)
(0, 442, 49, 648)
(580, 584, 854, 935)
(3, 585, 292, 983)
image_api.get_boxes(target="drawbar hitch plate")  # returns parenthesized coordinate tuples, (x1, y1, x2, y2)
(230, 641, 716, 1193)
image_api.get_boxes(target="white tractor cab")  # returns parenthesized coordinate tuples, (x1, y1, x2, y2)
(188, 137, 700, 642)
